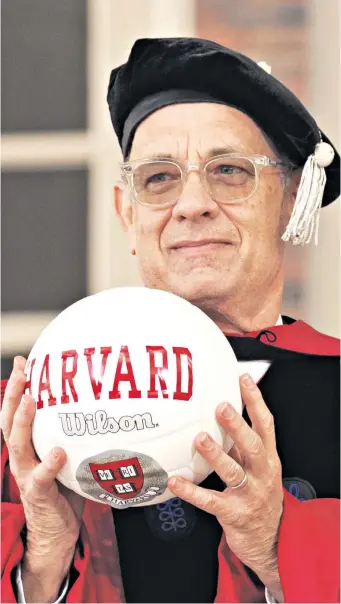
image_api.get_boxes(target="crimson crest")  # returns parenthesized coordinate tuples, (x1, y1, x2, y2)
(89, 457, 144, 499)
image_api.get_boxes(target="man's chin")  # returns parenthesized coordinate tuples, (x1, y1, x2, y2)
(167, 272, 233, 304)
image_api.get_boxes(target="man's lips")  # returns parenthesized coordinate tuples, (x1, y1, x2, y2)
(172, 238, 230, 248)
(171, 239, 231, 251)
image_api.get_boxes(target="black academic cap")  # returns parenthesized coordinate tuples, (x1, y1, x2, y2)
(107, 37, 340, 207)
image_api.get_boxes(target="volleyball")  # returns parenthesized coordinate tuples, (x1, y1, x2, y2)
(25, 287, 242, 508)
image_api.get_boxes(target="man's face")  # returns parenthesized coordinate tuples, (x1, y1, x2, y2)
(118, 103, 295, 306)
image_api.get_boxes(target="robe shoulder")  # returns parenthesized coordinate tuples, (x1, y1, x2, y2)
(249, 320, 340, 356)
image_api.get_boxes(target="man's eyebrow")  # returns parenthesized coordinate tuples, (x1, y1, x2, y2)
(134, 146, 250, 160)
(146, 152, 175, 159)
(205, 146, 248, 157)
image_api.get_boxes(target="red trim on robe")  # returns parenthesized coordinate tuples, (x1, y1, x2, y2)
(244, 321, 340, 356)
(276, 490, 340, 603)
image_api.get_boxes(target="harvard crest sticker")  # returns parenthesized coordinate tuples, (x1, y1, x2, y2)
(89, 457, 144, 498)
(76, 449, 168, 508)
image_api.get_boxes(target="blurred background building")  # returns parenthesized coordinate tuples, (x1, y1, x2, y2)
(1, 0, 340, 379)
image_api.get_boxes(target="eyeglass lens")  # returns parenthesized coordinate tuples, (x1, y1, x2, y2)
(132, 157, 256, 205)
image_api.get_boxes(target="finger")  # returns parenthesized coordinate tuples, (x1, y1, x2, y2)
(240, 374, 278, 459)
(28, 447, 67, 499)
(8, 394, 38, 470)
(194, 432, 246, 488)
(1, 357, 27, 441)
(168, 476, 226, 516)
(227, 443, 245, 467)
(216, 401, 267, 474)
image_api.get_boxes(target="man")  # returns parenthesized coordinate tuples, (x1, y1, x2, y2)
(1, 38, 340, 603)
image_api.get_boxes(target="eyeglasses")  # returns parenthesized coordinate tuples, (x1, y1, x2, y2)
(121, 154, 288, 208)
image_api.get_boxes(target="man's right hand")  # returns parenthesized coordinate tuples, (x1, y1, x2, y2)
(1, 356, 85, 602)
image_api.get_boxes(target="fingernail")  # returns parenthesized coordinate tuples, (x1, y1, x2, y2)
(241, 373, 255, 388)
(168, 477, 183, 488)
(198, 432, 213, 449)
(51, 447, 60, 460)
(14, 357, 20, 370)
(21, 395, 29, 405)
(222, 403, 235, 419)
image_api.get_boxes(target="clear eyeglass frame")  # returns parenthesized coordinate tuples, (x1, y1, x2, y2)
(120, 153, 288, 208)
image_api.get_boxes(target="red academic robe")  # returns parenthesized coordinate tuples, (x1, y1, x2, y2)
(1, 321, 340, 603)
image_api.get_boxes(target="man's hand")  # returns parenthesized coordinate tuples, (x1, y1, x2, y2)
(168, 374, 284, 602)
(1, 356, 85, 603)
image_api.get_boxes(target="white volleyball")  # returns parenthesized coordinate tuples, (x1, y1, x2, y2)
(25, 287, 242, 509)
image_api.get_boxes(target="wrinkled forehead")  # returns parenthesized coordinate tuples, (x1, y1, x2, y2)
(129, 103, 273, 160)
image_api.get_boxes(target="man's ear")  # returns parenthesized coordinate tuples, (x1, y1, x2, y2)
(113, 184, 136, 254)
(280, 168, 303, 235)
(288, 168, 303, 214)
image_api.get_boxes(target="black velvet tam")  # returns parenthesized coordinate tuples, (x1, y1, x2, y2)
(107, 37, 340, 206)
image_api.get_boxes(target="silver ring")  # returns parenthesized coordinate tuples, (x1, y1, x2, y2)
(226, 471, 248, 490)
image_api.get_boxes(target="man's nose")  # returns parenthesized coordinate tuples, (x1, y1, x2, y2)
(172, 171, 219, 221)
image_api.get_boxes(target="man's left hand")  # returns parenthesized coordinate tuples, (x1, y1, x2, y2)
(168, 374, 284, 600)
